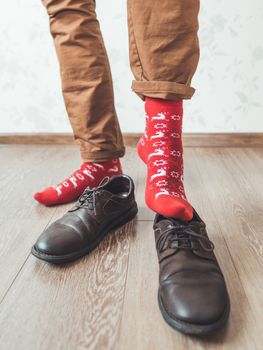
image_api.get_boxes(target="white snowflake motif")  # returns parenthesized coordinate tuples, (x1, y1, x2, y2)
(170, 150, 181, 157)
(178, 185, 184, 193)
(171, 191, 180, 198)
(171, 114, 181, 121)
(171, 132, 180, 138)
(153, 140, 166, 147)
(170, 171, 179, 179)
(154, 123, 167, 129)
(153, 159, 168, 167)
(180, 174, 184, 182)
(156, 180, 168, 188)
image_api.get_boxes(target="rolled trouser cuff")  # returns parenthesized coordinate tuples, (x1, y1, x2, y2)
(132, 80, 195, 101)
(80, 147, 125, 163)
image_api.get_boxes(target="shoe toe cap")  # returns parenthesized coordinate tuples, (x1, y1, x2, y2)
(160, 273, 229, 326)
(34, 223, 83, 257)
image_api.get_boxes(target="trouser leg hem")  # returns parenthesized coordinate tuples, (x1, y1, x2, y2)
(80, 147, 125, 163)
(132, 80, 195, 101)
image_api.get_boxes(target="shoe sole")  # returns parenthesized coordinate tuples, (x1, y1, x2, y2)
(31, 203, 138, 264)
(158, 290, 230, 336)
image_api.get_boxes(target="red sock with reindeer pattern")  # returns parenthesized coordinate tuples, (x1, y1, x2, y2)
(34, 159, 122, 206)
(143, 97, 193, 221)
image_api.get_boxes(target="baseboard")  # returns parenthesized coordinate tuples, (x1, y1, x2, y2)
(0, 133, 263, 147)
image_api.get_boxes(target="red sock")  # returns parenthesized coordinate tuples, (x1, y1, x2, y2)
(137, 133, 148, 163)
(137, 111, 149, 163)
(143, 97, 193, 221)
(34, 159, 122, 206)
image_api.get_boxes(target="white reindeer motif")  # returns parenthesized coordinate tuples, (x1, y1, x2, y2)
(86, 165, 97, 171)
(93, 163, 104, 169)
(55, 185, 63, 196)
(76, 173, 85, 180)
(150, 131, 164, 140)
(151, 112, 166, 120)
(150, 168, 167, 181)
(148, 148, 164, 159)
(155, 188, 170, 198)
(69, 176, 78, 188)
(82, 169, 95, 180)
(108, 166, 120, 173)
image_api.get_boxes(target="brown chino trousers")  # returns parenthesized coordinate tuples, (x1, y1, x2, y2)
(42, 0, 200, 162)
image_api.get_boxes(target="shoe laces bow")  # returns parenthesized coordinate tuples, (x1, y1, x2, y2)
(70, 176, 111, 215)
(156, 223, 214, 253)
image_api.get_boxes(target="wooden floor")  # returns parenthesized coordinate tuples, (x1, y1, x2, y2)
(0, 145, 263, 350)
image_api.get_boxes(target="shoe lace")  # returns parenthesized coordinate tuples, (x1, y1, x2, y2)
(156, 223, 214, 253)
(71, 176, 111, 215)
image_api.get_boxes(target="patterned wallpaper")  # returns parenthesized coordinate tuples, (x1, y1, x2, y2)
(0, 0, 263, 133)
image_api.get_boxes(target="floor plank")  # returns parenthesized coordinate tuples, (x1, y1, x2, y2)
(192, 148, 263, 346)
(0, 146, 80, 299)
(0, 219, 136, 350)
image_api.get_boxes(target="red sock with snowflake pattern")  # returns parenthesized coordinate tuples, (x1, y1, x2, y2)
(143, 97, 193, 221)
(34, 159, 122, 206)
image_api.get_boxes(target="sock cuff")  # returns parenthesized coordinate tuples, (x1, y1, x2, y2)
(145, 97, 183, 114)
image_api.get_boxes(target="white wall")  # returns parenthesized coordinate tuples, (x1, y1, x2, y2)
(0, 0, 263, 133)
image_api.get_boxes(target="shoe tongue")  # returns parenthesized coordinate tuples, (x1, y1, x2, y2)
(156, 215, 198, 233)
(157, 218, 173, 231)
(156, 217, 183, 233)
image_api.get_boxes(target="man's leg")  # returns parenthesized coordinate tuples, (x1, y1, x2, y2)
(128, 1, 230, 335)
(35, 0, 125, 205)
(127, 0, 200, 220)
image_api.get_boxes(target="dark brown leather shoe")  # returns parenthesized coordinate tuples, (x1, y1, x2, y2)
(32, 175, 138, 263)
(154, 210, 230, 335)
